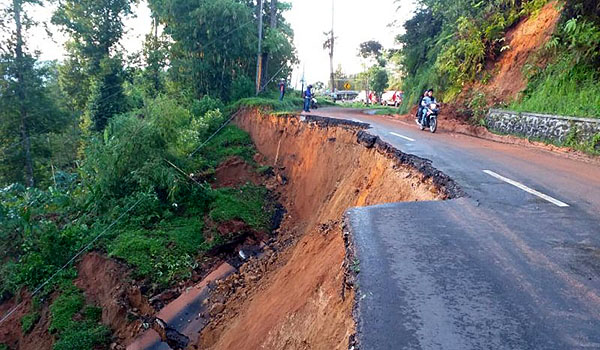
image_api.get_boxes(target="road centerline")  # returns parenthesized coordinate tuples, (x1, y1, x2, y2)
(390, 132, 416, 142)
(483, 170, 570, 207)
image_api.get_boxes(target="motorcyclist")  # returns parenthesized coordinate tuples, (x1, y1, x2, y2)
(304, 85, 313, 112)
(416, 90, 428, 123)
(420, 89, 438, 126)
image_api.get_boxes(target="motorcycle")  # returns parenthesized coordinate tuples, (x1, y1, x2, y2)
(311, 97, 319, 110)
(419, 103, 439, 133)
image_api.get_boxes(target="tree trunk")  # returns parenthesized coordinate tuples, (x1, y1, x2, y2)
(13, 0, 34, 187)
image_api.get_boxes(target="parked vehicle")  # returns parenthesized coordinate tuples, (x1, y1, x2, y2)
(311, 97, 319, 109)
(332, 90, 358, 102)
(381, 91, 403, 107)
(353, 91, 378, 104)
(419, 102, 439, 133)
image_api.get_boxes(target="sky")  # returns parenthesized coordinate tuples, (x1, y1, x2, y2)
(14, 0, 418, 88)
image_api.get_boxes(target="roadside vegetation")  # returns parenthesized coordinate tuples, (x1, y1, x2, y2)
(0, 0, 297, 348)
(395, 0, 600, 120)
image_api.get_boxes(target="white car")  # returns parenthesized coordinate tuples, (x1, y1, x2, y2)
(353, 91, 378, 104)
(381, 91, 403, 107)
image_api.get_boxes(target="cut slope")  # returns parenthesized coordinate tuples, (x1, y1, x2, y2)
(483, 1, 562, 101)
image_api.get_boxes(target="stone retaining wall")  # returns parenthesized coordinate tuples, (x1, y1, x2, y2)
(486, 109, 600, 144)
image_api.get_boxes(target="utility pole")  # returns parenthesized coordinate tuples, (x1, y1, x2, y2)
(329, 0, 335, 94)
(300, 64, 305, 95)
(255, 0, 264, 95)
(260, 0, 277, 91)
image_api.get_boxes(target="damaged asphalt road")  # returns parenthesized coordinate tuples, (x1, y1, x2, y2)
(311, 108, 600, 349)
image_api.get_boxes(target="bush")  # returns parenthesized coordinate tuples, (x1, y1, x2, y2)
(231, 75, 255, 102)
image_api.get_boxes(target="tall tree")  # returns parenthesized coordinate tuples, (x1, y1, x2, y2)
(0, 0, 66, 186)
(149, 0, 295, 101)
(141, 15, 168, 98)
(52, 0, 134, 131)
(12, 0, 34, 186)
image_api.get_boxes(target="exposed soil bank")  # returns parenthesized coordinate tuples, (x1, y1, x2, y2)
(198, 109, 459, 349)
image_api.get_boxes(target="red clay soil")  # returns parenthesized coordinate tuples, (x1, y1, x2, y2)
(198, 110, 443, 350)
(0, 291, 53, 350)
(481, 1, 562, 101)
(213, 156, 261, 188)
(75, 252, 155, 346)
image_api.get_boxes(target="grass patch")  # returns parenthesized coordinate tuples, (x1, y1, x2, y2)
(210, 185, 272, 231)
(231, 97, 304, 113)
(373, 107, 403, 115)
(511, 55, 600, 119)
(108, 216, 206, 287)
(199, 126, 256, 168)
(21, 311, 40, 334)
(49, 283, 109, 350)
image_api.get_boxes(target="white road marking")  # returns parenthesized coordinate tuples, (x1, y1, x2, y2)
(483, 170, 570, 207)
(390, 132, 416, 142)
(352, 118, 363, 123)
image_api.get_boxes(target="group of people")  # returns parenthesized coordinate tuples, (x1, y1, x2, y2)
(417, 88, 438, 126)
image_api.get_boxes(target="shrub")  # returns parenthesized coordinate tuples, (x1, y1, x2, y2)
(191, 95, 225, 118)
(231, 75, 255, 102)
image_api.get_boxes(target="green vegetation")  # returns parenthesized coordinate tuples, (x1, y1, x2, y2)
(396, 0, 549, 111)
(232, 96, 304, 114)
(50, 283, 109, 350)
(21, 311, 40, 334)
(395, 0, 600, 121)
(373, 107, 403, 116)
(0, 0, 296, 345)
(210, 185, 272, 231)
(511, 2, 600, 118)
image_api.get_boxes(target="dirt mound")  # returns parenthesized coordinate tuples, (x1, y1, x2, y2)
(198, 110, 449, 350)
(76, 252, 154, 346)
(213, 156, 261, 188)
(483, 1, 562, 101)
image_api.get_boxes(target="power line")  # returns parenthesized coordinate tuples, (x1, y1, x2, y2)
(188, 110, 240, 158)
(0, 107, 243, 325)
(200, 20, 255, 51)
(0, 195, 145, 326)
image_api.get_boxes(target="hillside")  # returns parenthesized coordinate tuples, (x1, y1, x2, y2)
(397, 0, 600, 120)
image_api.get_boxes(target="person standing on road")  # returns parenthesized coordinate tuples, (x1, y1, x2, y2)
(304, 84, 313, 112)
(279, 79, 286, 101)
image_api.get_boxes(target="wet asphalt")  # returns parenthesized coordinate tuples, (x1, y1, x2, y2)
(312, 108, 600, 350)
